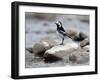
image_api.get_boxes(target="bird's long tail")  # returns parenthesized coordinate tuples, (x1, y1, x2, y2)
(65, 32, 73, 40)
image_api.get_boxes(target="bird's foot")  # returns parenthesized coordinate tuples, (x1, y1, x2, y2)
(60, 43, 64, 45)
(80, 46, 84, 48)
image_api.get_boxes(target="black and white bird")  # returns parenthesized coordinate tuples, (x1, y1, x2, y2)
(55, 21, 89, 47)
(55, 21, 70, 45)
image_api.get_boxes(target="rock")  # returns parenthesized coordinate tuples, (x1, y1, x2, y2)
(69, 48, 89, 64)
(69, 54, 77, 63)
(80, 38, 89, 47)
(33, 37, 58, 56)
(44, 54, 62, 63)
(33, 41, 50, 56)
(44, 42, 78, 63)
(72, 32, 87, 42)
(79, 32, 87, 40)
(66, 28, 77, 38)
(83, 45, 90, 52)
(40, 36, 58, 47)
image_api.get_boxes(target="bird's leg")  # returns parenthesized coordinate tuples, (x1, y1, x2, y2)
(62, 38, 64, 44)
(60, 38, 64, 45)
(78, 43, 83, 50)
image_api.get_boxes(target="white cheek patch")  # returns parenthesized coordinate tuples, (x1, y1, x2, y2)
(56, 21, 61, 27)
(59, 23, 61, 27)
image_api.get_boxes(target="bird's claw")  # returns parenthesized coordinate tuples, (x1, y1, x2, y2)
(60, 43, 64, 45)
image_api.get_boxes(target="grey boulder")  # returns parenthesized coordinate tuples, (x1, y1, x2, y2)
(33, 37, 58, 56)
(80, 38, 89, 48)
(44, 42, 78, 63)
(69, 46, 89, 64)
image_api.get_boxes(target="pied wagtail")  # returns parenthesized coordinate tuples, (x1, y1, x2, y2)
(55, 21, 71, 45)
(55, 21, 88, 47)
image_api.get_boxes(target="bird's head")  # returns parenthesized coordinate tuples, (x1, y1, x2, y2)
(55, 21, 62, 28)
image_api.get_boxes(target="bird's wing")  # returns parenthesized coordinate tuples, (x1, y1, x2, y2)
(60, 27, 66, 32)
(58, 26, 73, 39)
(58, 29, 72, 39)
(59, 30, 67, 36)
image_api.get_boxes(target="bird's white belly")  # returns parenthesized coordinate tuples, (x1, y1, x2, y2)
(56, 31, 64, 38)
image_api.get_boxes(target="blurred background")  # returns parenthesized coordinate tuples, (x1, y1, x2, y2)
(25, 12, 89, 48)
